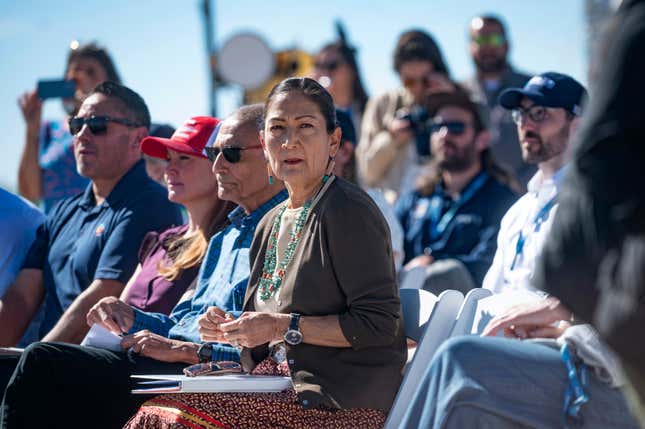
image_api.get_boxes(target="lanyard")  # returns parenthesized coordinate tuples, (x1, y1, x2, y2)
(510, 196, 557, 270)
(561, 343, 589, 427)
(428, 172, 489, 241)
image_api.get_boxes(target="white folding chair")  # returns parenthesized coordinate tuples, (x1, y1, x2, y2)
(385, 289, 463, 429)
(450, 288, 493, 336)
(399, 266, 428, 290)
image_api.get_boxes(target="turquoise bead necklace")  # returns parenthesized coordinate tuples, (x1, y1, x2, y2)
(258, 176, 329, 301)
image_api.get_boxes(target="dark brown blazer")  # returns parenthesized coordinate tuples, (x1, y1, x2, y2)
(241, 177, 407, 412)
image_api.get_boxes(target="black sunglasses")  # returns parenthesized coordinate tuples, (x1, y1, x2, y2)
(314, 60, 341, 72)
(68, 115, 144, 135)
(204, 144, 263, 163)
(429, 121, 468, 136)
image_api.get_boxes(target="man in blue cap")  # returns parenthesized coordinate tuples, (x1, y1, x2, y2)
(396, 73, 639, 428)
(482, 72, 586, 294)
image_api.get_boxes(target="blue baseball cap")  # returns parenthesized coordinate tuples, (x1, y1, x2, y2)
(498, 72, 587, 116)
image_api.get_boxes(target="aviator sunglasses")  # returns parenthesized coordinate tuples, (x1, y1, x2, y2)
(429, 120, 468, 136)
(68, 115, 144, 135)
(204, 144, 263, 163)
(472, 33, 506, 48)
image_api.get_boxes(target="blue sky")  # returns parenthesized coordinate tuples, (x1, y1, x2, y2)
(0, 0, 588, 191)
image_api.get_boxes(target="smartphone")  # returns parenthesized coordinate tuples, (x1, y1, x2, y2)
(36, 79, 76, 99)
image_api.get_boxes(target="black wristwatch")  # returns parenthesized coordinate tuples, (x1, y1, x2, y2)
(197, 342, 214, 363)
(283, 313, 303, 346)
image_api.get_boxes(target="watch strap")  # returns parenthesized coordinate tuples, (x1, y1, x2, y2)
(289, 313, 301, 331)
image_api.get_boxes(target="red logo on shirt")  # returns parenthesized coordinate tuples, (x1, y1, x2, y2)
(95, 224, 105, 236)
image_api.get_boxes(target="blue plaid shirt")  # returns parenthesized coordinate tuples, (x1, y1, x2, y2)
(129, 190, 288, 362)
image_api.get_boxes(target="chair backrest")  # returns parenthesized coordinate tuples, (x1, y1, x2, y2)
(450, 288, 493, 336)
(399, 266, 427, 290)
(399, 288, 438, 342)
(385, 289, 463, 429)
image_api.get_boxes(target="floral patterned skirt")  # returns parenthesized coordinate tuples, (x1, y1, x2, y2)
(123, 358, 386, 429)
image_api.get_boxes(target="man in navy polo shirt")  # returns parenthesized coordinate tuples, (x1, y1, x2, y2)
(0, 82, 182, 350)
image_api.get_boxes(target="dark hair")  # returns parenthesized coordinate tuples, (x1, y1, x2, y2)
(66, 42, 121, 84)
(393, 29, 450, 76)
(90, 82, 151, 130)
(264, 77, 337, 134)
(318, 42, 369, 112)
(472, 14, 508, 37)
(335, 109, 358, 183)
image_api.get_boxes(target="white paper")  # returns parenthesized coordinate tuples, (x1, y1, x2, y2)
(471, 290, 544, 335)
(131, 374, 293, 394)
(0, 347, 24, 356)
(81, 323, 123, 351)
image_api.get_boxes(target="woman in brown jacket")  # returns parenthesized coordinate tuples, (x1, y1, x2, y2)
(124, 77, 406, 429)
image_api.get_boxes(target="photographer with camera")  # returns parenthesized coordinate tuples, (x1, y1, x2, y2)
(17, 42, 121, 212)
(356, 29, 452, 204)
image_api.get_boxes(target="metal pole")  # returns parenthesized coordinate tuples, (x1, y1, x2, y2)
(202, 0, 217, 117)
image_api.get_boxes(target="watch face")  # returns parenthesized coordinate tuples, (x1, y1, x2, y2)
(284, 329, 303, 345)
(197, 343, 213, 362)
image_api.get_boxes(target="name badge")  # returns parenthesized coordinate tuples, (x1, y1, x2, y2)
(414, 199, 430, 219)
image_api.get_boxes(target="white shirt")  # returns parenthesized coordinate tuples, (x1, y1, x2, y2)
(483, 168, 566, 294)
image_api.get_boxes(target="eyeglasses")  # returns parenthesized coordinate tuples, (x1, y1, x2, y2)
(511, 106, 550, 124)
(429, 121, 468, 136)
(472, 33, 506, 48)
(68, 115, 144, 135)
(402, 75, 433, 90)
(204, 144, 263, 163)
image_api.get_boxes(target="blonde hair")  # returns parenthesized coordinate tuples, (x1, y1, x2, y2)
(157, 200, 235, 281)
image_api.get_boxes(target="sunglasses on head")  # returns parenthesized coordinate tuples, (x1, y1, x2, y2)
(68, 115, 143, 135)
(472, 33, 506, 48)
(429, 121, 468, 136)
(314, 60, 341, 72)
(204, 144, 263, 163)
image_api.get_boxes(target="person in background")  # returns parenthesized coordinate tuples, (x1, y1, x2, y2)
(462, 14, 534, 186)
(535, 0, 645, 421)
(357, 29, 453, 203)
(398, 296, 639, 429)
(143, 123, 176, 186)
(18, 42, 120, 212)
(0, 188, 46, 348)
(396, 89, 518, 293)
(482, 72, 586, 294)
(120, 116, 235, 316)
(333, 109, 404, 271)
(310, 37, 369, 141)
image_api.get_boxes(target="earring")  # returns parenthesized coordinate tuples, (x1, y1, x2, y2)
(323, 157, 336, 183)
(267, 164, 274, 185)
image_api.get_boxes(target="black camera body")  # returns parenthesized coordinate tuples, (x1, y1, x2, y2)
(396, 105, 432, 158)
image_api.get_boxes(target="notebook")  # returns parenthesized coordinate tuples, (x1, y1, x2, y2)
(131, 374, 293, 394)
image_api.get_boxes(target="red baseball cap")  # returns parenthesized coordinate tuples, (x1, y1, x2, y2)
(141, 116, 220, 160)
